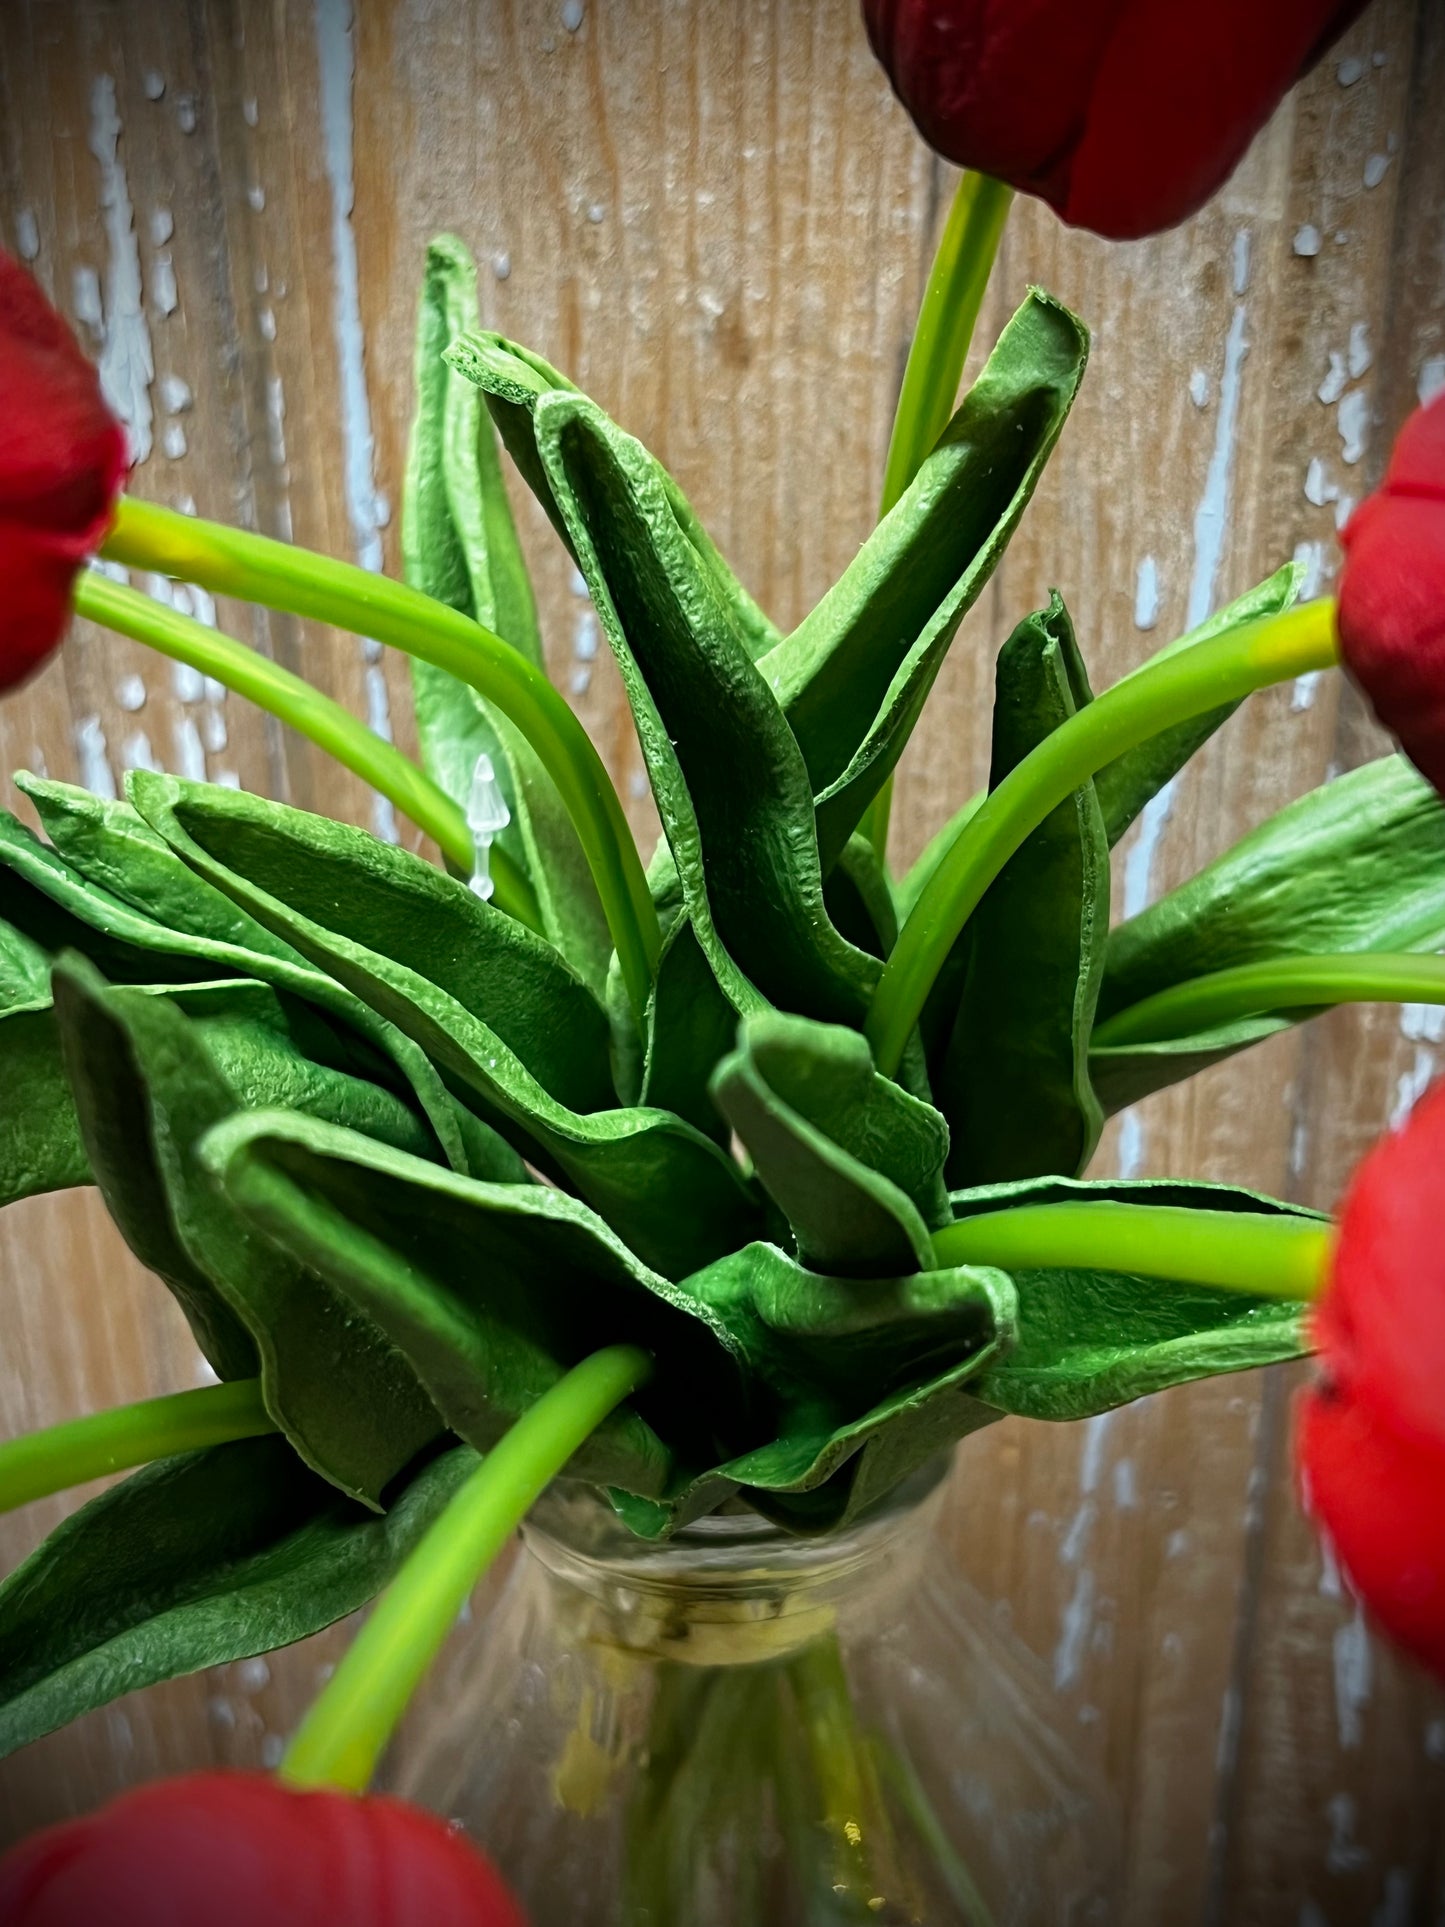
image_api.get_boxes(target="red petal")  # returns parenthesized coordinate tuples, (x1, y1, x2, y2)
(1383, 390, 1445, 504)
(0, 1774, 526, 1927)
(1338, 490, 1445, 799)
(1297, 1383, 1445, 1680)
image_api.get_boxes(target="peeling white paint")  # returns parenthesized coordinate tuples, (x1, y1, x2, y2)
(115, 673, 148, 712)
(1334, 493, 1356, 533)
(1304, 457, 1337, 508)
(162, 421, 188, 460)
(1338, 389, 1369, 465)
(122, 730, 159, 773)
(260, 1734, 285, 1770)
(247, 184, 266, 213)
(1318, 352, 1347, 406)
(1337, 55, 1365, 86)
(14, 208, 39, 261)
(143, 69, 165, 101)
(1347, 322, 1372, 378)
(316, 0, 385, 575)
(1232, 230, 1251, 296)
(259, 305, 278, 342)
(1116, 1110, 1144, 1179)
(569, 665, 593, 697)
(73, 266, 103, 333)
(243, 96, 260, 127)
(1419, 355, 1445, 407)
(1363, 152, 1390, 189)
(89, 75, 154, 463)
(201, 709, 228, 754)
(1325, 1792, 1370, 1875)
(1133, 555, 1160, 631)
(586, 202, 606, 225)
(561, 0, 585, 29)
(1111, 1458, 1137, 1510)
(173, 717, 207, 782)
(573, 608, 599, 659)
(1079, 1411, 1115, 1494)
(492, 251, 512, 282)
(75, 716, 117, 800)
(150, 255, 178, 317)
(1292, 224, 1321, 258)
(175, 93, 198, 135)
(628, 768, 650, 800)
(159, 373, 193, 415)
(1332, 1604, 1372, 1749)
(1292, 538, 1330, 601)
(149, 206, 174, 246)
(1053, 1566, 1095, 1691)
(1291, 672, 1322, 713)
(1188, 368, 1210, 409)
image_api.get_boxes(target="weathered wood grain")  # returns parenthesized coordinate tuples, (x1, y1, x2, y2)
(1, 2, 1442, 1917)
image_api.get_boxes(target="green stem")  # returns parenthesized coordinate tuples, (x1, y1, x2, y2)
(100, 496, 660, 1014)
(0, 1378, 274, 1514)
(866, 600, 1341, 1075)
(1094, 953, 1445, 1048)
(75, 570, 542, 932)
(934, 1203, 1331, 1302)
(281, 1345, 651, 1795)
(863, 172, 1013, 861)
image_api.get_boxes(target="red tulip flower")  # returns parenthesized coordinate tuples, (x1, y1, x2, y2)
(1338, 392, 1445, 797)
(0, 1773, 526, 1927)
(0, 249, 129, 691)
(861, 0, 1366, 240)
(1296, 1078, 1445, 1680)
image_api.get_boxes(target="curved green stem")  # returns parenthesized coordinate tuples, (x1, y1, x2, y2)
(75, 570, 543, 932)
(0, 1378, 274, 1515)
(1094, 953, 1445, 1048)
(934, 1203, 1330, 1302)
(100, 496, 660, 1014)
(863, 172, 1013, 860)
(867, 600, 1341, 1075)
(281, 1345, 652, 1796)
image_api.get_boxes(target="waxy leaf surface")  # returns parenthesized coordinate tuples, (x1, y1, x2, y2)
(0, 1437, 475, 1759)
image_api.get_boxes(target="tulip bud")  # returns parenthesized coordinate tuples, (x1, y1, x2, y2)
(861, 0, 1366, 240)
(0, 1772, 526, 1927)
(0, 249, 129, 691)
(1338, 394, 1445, 797)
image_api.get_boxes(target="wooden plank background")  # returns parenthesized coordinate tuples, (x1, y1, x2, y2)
(2, 1, 1444, 1918)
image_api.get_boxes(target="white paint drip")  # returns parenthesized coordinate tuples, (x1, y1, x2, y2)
(492, 251, 512, 282)
(1318, 352, 1347, 406)
(1419, 355, 1445, 407)
(1111, 1458, 1138, 1510)
(122, 731, 159, 773)
(243, 96, 260, 127)
(1292, 224, 1321, 258)
(1189, 367, 1210, 409)
(1304, 457, 1337, 509)
(1325, 1793, 1369, 1874)
(115, 673, 147, 712)
(569, 665, 592, 696)
(14, 208, 40, 260)
(1292, 539, 1331, 601)
(1363, 153, 1390, 189)
(201, 709, 228, 754)
(1347, 322, 1373, 378)
(1372, 1870, 1413, 1927)
(561, 0, 585, 28)
(173, 716, 207, 782)
(149, 206, 174, 246)
(73, 266, 103, 333)
(162, 421, 188, 460)
(573, 608, 599, 659)
(1291, 672, 1322, 712)
(88, 76, 154, 463)
(1116, 1110, 1144, 1178)
(1133, 555, 1160, 631)
(317, 0, 397, 844)
(1053, 1567, 1095, 1691)
(143, 69, 165, 101)
(216, 769, 241, 788)
(1337, 54, 1365, 85)
(1338, 389, 1370, 465)
(75, 717, 117, 799)
(1332, 1604, 1372, 1749)
(150, 255, 178, 317)
(158, 372, 192, 414)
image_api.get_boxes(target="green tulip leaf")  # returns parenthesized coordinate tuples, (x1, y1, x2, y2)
(129, 774, 760, 1281)
(1093, 756, 1445, 1108)
(0, 1002, 90, 1205)
(533, 389, 879, 1029)
(201, 1107, 739, 1499)
(948, 1175, 1316, 1421)
(933, 595, 1108, 1186)
(760, 291, 1089, 865)
(710, 1012, 951, 1276)
(0, 1436, 476, 1760)
(402, 235, 614, 994)
(52, 959, 444, 1504)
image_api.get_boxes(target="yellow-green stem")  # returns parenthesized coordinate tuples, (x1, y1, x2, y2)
(74, 570, 543, 931)
(281, 1345, 651, 1795)
(863, 171, 1013, 860)
(101, 497, 659, 1014)
(1094, 953, 1445, 1048)
(934, 1203, 1331, 1302)
(0, 1378, 274, 1514)
(867, 600, 1341, 1075)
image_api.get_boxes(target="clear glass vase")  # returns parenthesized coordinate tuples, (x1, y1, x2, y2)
(391, 1456, 1119, 1926)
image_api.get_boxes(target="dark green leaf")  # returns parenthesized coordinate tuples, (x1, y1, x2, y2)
(934, 595, 1108, 1185)
(0, 1003, 89, 1205)
(533, 389, 879, 1028)
(402, 237, 613, 995)
(129, 775, 760, 1281)
(203, 1108, 738, 1499)
(823, 833, 899, 961)
(710, 1012, 950, 1276)
(129, 773, 613, 1115)
(0, 1436, 475, 1759)
(759, 292, 1089, 866)
(445, 329, 781, 662)
(0, 803, 498, 1182)
(53, 960, 443, 1504)
(1093, 563, 1303, 846)
(1094, 756, 1445, 1107)
(948, 1175, 1315, 1421)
